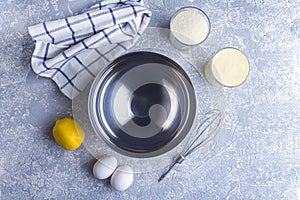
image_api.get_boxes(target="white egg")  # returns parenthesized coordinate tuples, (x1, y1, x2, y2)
(110, 165, 134, 191)
(93, 156, 118, 180)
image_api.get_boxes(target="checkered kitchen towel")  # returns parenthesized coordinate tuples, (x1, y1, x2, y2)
(28, 0, 151, 99)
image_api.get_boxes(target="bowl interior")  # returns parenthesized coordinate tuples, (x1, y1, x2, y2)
(88, 51, 196, 158)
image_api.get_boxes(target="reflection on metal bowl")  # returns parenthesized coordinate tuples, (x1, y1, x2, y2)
(88, 51, 197, 158)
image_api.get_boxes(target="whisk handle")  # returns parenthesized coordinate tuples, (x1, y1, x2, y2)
(158, 154, 186, 182)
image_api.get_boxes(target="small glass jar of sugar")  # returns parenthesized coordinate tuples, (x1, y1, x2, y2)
(170, 7, 210, 49)
(205, 48, 249, 87)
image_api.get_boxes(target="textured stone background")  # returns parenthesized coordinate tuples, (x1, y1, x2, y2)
(0, 0, 300, 199)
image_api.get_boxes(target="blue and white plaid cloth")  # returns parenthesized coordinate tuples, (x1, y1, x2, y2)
(28, 0, 151, 99)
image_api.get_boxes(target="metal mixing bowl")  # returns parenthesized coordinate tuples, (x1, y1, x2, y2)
(88, 51, 197, 158)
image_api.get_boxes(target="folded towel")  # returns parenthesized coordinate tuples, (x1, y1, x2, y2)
(28, 0, 151, 99)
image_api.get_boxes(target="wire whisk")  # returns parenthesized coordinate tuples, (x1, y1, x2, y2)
(158, 109, 222, 182)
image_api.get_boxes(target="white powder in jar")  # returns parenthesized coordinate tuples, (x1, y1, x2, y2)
(170, 8, 210, 45)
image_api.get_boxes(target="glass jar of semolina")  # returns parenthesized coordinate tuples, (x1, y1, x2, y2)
(169, 7, 210, 49)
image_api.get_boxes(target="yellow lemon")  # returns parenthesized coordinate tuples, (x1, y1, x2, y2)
(52, 118, 85, 150)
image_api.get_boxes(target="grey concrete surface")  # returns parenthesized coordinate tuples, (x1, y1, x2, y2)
(0, 0, 300, 199)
